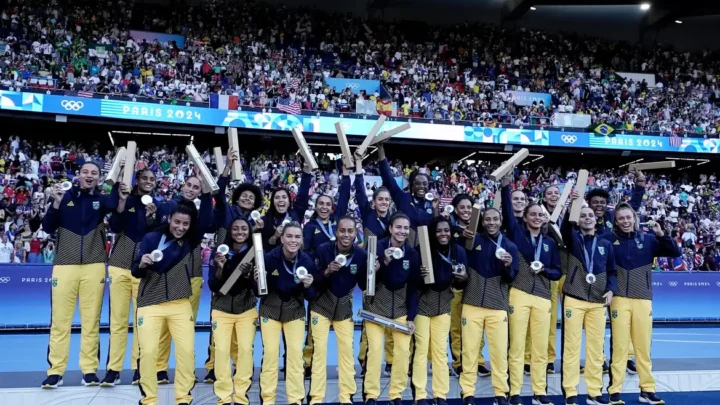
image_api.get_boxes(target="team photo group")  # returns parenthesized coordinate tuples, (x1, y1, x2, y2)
(38, 127, 680, 405)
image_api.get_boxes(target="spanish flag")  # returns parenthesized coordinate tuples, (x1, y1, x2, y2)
(593, 123, 615, 136)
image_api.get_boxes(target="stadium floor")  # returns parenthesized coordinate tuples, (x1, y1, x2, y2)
(2, 327, 720, 404)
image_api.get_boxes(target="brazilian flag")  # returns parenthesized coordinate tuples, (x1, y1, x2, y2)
(593, 123, 615, 136)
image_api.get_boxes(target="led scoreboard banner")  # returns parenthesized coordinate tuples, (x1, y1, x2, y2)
(2, 90, 718, 155)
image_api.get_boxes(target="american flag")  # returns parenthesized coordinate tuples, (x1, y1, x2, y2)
(277, 97, 301, 115)
(65, 90, 94, 98)
(289, 77, 300, 90)
(669, 133, 683, 147)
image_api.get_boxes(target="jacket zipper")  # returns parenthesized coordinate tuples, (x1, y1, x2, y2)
(80, 196, 85, 264)
(480, 276, 487, 307)
(626, 238, 631, 296)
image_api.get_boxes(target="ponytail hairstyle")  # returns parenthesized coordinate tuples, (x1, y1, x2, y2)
(132, 168, 156, 195)
(336, 215, 358, 230)
(613, 202, 640, 233)
(451, 193, 473, 224)
(280, 220, 303, 237)
(542, 185, 560, 209)
(80, 161, 103, 192)
(373, 186, 392, 203)
(388, 211, 411, 228)
(221, 217, 254, 249)
(428, 216, 456, 253)
(310, 194, 335, 220)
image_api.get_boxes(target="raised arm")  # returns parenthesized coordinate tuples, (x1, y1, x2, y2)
(652, 227, 682, 258)
(560, 209, 576, 251)
(354, 164, 371, 216)
(335, 173, 351, 218)
(293, 170, 313, 218)
(500, 182, 522, 240)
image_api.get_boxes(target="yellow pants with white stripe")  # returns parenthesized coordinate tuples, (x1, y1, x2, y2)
(608, 297, 655, 395)
(451, 289, 485, 369)
(459, 305, 509, 398)
(308, 312, 356, 404)
(211, 308, 257, 405)
(157, 277, 202, 372)
(363, 316, 412, 400)
(260, 317, 306, 405)
(106, 266, 141, 372)
(509, 288, 551, 396)
(562, 296, 605, 398)
(47, 263, 106, 376)
(137, 299, 195, 405)
(525, 276, 565, 365)
(412, 313, 451, 400)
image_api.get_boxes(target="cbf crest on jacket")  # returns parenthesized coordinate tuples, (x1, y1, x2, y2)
(600, 229, 680, 300)
(42, 185, 118, 265)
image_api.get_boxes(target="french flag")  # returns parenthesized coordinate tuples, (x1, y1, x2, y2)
(209, 93, 239, 110)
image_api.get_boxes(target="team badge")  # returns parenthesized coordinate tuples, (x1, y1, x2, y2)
(598, 247, 605, 256)
(503, 316, 508, 322)
(461, 317, 467, 326)
(108, 276, 112, 285)
(611, 310, 618, 319)
(67, 201, 74, 207)
(272, 269, 279, 276)
(51, 278, 58, 287)
(190, 316, 194, 322)
(402, 260, 410, 270)
(129, 207, 135, 213)
(614, 240, 620, 245)
(312, 316, 318, 325)
(93, 201, 100, 210)
(212, 321, 217, 331)
(350, 264, 358, 274)
(606, 221, 612, 228)
(509, 305, 514, 314)
(565, 310, 572, 319)
(262, 317, 269, 323)
(543, 243, 549, 252)
(138, 317, 143, 326)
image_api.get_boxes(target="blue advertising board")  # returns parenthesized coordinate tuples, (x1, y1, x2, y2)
(324, 78, 381, 95)
(0, 266, 718, 328)
(2, 89, 718, 155)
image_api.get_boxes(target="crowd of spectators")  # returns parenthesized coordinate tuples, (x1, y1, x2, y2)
(0, 134, 717, 270)
(2, 0, 720, 135)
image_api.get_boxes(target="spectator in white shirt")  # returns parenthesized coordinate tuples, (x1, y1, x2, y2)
(0, 234, 13, 264)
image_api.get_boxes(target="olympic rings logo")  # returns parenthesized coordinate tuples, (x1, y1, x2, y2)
(61, 100, 84, 111)
(668, 281, 678, 287)
(0, 277, 10, 283)
(561, 135, 577, 144)
(344, 83, 360, 90)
